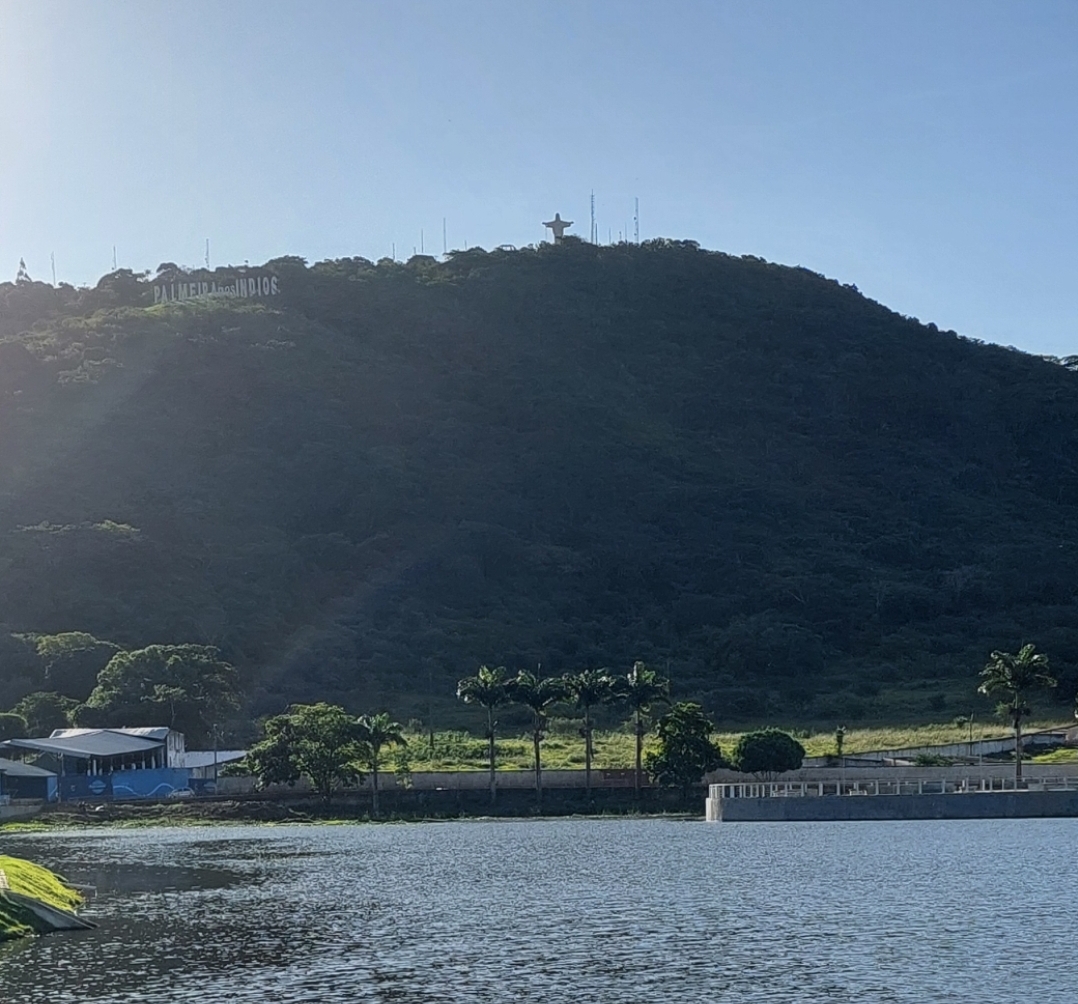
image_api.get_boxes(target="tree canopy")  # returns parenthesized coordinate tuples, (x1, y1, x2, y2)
(731, 729, 806, 778)
(76, 644, 238, 745)
(246, 702, 365, 802)
(646, 702, 725, 793)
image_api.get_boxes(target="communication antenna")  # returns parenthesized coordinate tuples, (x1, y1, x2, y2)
(443, 217, 447, 254)
(590, 191, 596, 244)
(420, 229, 424, 255)
(634, 197, 639, 243)
(205, 239, 210, 269)
(50, 252, 56, 286)
(392, 242, 396, 261)
(112, 245, 117, 270)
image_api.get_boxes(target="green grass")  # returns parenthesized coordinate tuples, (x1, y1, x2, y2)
(1029, 747, 1078, 764)
(0, 855, 84, 940)
(394, 720, 1071, 772)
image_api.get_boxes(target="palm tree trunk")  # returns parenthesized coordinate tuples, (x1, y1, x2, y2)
(1014, 713, 1023, 785)
(372, 756, 380, 817)
(487, 706, 496, 804)
(634, 712, 644, 800)
(533, 726, 542, 809)
(584, 708, 593, 795)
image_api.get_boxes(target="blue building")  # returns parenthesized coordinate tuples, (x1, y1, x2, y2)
(0, 757, 57, 802)
(0, 727, 191, 801)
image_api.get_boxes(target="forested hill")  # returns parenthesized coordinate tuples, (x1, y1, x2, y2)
(1, 239, 1077, 729)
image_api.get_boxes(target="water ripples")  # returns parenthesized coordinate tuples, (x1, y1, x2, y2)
(1, 818, 1075, 1003)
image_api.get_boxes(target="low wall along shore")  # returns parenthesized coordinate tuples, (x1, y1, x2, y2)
(709, 789, 1078, 822)
(705, 764, 1078, 822)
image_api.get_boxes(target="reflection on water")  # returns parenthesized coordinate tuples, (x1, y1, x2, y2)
(0, 818, 1074, 1003)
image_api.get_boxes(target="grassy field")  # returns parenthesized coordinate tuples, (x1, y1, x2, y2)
(396, 719, 1072, 772)
(0, 855, 84, 940)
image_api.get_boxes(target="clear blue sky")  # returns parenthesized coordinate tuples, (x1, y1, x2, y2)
(1, 0, 1075, 354)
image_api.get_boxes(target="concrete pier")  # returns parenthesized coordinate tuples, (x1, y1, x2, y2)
(705, 766, 1078, 822)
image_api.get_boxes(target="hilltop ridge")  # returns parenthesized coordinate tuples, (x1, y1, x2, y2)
(1, 239, 1077, 730)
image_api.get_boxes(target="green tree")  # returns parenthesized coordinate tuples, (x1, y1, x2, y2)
(731, 729, 806, 779)
(33, 632, 121, 700)
(456, 665, 509, 804)
(11, 691, 77, 736)
(356, 712, 407, 816)
(505, 670, 569, 808)
(563, 668, 615, 794)
(0, 712, 27, 741)
(76, 644, 238, 746)
(978, 643, 1056, 783)
(645, 702, 725, 795)
(834, 724, 846, 761)
(613, 661, 670, 798)
(247, 702, 364, 803)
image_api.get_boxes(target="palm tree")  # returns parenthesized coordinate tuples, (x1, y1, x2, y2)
(614, 661, 670, 799)
(563, 668, 615, 794)
(506, 670, 569, 808)
(457, 664, 509, 804)
(978, 644, 1055, 784)
(356, 712, 407, 816)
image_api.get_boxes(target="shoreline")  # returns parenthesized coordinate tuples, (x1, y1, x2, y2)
(0, 799, 702, 831)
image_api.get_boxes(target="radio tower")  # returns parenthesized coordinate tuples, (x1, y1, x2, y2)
(590, 191, 596, 244)
(634, 198, 639, 243)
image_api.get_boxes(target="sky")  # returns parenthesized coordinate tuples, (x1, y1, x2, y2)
(0, 0, 1076, 355)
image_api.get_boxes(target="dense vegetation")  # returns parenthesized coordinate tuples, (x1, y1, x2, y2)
(2, 240, 1078, 739)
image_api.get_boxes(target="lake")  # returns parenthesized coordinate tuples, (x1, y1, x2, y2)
(0, 817, 1073, 1003)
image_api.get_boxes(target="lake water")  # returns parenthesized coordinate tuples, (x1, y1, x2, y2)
(0, 817, 1074, 1003)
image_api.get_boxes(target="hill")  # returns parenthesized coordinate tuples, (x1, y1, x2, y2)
(1, 239, 1077, 734)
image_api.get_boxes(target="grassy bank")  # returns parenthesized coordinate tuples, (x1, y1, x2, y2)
(0, 856, 84, 940)
(397, 720, 1070, 772)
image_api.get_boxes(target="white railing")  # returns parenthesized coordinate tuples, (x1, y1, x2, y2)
(710, 776, 1078, 800)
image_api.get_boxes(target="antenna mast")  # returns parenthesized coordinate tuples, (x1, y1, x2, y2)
(634, 197, 639, 243)
(112, 245, 117, 270)
(50, 252, 56, 286)
(205, 239, 210, 269)
(590, 191, 596, 244)
(443, 217, 447, 254)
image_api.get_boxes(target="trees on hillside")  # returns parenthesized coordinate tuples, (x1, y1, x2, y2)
(505, 670, 569, 808)
(731, 729, 806, 779)
(457, 665, 510, 804)
(75, 644, 239, 746)
(645, 702, 724, 795)
(563, 669, 615, 794)
(12, 692, 76, 736)
(0, 712, 27, 742)
(356, 712, 407, 816)
(978, 644, 1056, 783)
(614, 662, 670, 798)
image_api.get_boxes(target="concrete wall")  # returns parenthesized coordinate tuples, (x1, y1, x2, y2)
(217, 768, 643, 797)
(709, 789, 1078, 822)
(0, 800, 44, 822)
(703, 763, 1078, 785)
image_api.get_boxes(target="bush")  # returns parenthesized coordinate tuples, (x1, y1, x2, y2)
(731, 729, 805, 778)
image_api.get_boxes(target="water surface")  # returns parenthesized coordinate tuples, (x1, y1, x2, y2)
(0, 818, 1073, 1003)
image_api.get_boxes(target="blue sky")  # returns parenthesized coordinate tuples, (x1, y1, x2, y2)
(1, 0, 1075, 354)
